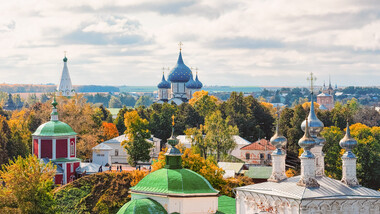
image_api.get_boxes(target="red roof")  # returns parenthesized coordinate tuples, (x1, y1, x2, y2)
(240, 139, 276, 151)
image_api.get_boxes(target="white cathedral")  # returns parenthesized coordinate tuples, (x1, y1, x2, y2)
(156, 48, 203, 105)
(235, 93, 380, 213)
(57, 54, 75, 97)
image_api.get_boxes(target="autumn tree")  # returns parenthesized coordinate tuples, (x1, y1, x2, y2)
(0, 155, 56, 214)
(184, 126, 209, 159)
(99, 122, 119, 141)
(189, 90, 218, 118)
(114, 106, 129, 135)
(121, 111, 152, 166)
(204, 111, 239, 162)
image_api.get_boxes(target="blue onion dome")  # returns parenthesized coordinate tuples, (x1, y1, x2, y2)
(168, 51, 192, 83)
(185, 75, 198, 89)
(298, 118, 316, 158)
(195, 72, 203, 89)
(339, 121, 357, 158)
(158, 72, 171, 89)
(301, 94, 324, 138)
(270, 120, 287, 155)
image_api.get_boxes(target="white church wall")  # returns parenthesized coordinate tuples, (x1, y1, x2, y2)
(92, 150, 111, 166)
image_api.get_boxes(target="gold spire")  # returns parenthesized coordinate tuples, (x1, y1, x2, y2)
(64, 51, 67, 57)
(307, 72, 317, 94)
(178, 42, 183, 51)
(172, 115, 175, 126)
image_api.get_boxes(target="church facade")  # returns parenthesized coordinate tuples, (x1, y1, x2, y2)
(32, 97, 80, 185)
(157, 49, 203, 105)
(235, 91, 380, 213)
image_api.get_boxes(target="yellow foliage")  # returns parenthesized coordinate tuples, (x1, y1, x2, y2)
(285, 168, 296, 178)
(130, 170, 148, 187)
(188, 90, 218, 106)
(302, 102, 320, 110)
(261, 102, 275, 115)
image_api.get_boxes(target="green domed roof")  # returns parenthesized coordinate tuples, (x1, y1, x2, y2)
(32, 120, 76, 137)
(117, 198, 167, 214)
(131, 168, 218, 195)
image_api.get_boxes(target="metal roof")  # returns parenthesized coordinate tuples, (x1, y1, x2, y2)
(244, 166, 272, 179)
(235, 175, 380, 200)
(241, 139, 275, 151)
(218, 162, 244, 173)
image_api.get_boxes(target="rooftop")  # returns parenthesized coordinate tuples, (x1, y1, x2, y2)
(235, 175, 380, 200)
(240, 139, 275, 151)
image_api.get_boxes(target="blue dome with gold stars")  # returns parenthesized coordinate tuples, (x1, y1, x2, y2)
(168, 51, 192, 83)
(158, 73, 171, 89)
(195, 72, 203, 89)
(185, 75, 197, 89)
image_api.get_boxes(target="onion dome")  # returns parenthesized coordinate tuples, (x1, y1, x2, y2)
(185, 75, 197, 89)
(157, 72, 171, 89)
(117, 198, 167, 214)
(130, 117, 218, 195)
(270, 119, 287, 155)
(301, 94, 324, 138)
(195, 72, 203, 89)
(63, 56, 67, 62)
(32, 97, 76, 137)
(339, 122, 357, 158)
(167, 51, 192, 83)
(298, 118, 316, 158)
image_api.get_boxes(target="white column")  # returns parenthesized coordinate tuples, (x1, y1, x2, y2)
(63, 164, 67, 184)
(311, 145, 325, 177)
(67, 138, 70, 158)
(341, 156, 359, 187)
(38, 138, 41, 158)
(75, 136, 77, 158)
(268, 153, 287, 182)
(297, 156, 319, 187)
(52, 139, 56, 160)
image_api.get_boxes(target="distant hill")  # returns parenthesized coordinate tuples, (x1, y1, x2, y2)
(0, 84, 119, 93)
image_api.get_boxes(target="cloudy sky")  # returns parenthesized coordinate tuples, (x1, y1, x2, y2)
(1, 0, 379, 87)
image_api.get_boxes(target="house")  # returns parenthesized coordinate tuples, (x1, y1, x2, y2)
(240, 139, 275, 165)
(92, 134, 161, 165)
(218, 162, 246, 178)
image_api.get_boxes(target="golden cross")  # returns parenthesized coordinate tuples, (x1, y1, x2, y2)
(172, 115, 175, 126)
(307, 72, 316, 93)
(162, 67, 165, 74)
(195, 67, 198, 74)
(64, 51, 67, 57)
(178, 42, 183, 51)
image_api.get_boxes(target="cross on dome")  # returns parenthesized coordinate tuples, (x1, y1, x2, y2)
(307, 72, 316, 94)
(178, 41, 183, 51)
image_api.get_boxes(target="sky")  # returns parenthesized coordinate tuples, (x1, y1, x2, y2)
(0, 0, 379, 87)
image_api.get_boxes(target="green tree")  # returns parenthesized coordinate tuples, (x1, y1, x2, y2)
(149, 103, 176, 146)
(321, 126, 344, 179)
(184, 126, 209, 159)
(114, 106, 129, 135)
(134, 96, 153, 108)
(108, 96, 122, 108)
(204, 111, 239, 162)
(174, 103, 203, 135)
(121, 111, 152, 166)
(0, 155, 56, 214)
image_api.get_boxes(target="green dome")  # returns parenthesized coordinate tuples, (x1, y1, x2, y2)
(32, 121, 77, 137)
(117, 198, 167, 214)
(131, 168, 218, 195)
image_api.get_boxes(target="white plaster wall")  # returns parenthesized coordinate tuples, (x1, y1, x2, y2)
(92, 150, 111, 166)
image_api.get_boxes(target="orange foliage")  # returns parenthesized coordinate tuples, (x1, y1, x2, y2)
(130, 170, 149, 187)
(101, 122, 119, 141)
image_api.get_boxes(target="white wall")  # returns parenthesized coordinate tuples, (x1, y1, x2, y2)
(92, 150, 111, 166)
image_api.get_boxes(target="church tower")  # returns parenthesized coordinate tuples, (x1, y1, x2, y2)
(57, 53, 74, 97)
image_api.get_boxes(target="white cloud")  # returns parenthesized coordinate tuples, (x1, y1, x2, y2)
(0, 0, 378, 86)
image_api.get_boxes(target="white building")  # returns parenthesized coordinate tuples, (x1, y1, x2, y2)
(57, 54, 75, 97)
(92, 134, 161, 165)
(235, 94, 380, 213)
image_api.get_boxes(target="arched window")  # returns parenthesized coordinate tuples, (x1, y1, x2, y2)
(260, 153, 264, 159)
(245, 153, 250, 160)
(268, 154, 271, 160)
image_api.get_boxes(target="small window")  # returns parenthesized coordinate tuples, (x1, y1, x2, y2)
(115, 149, 119, 156)
(260, 153, 264, 159)
(70, 164, 73, 172)
(268, 154, 271, 160)
(245, 153, 250, 160)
